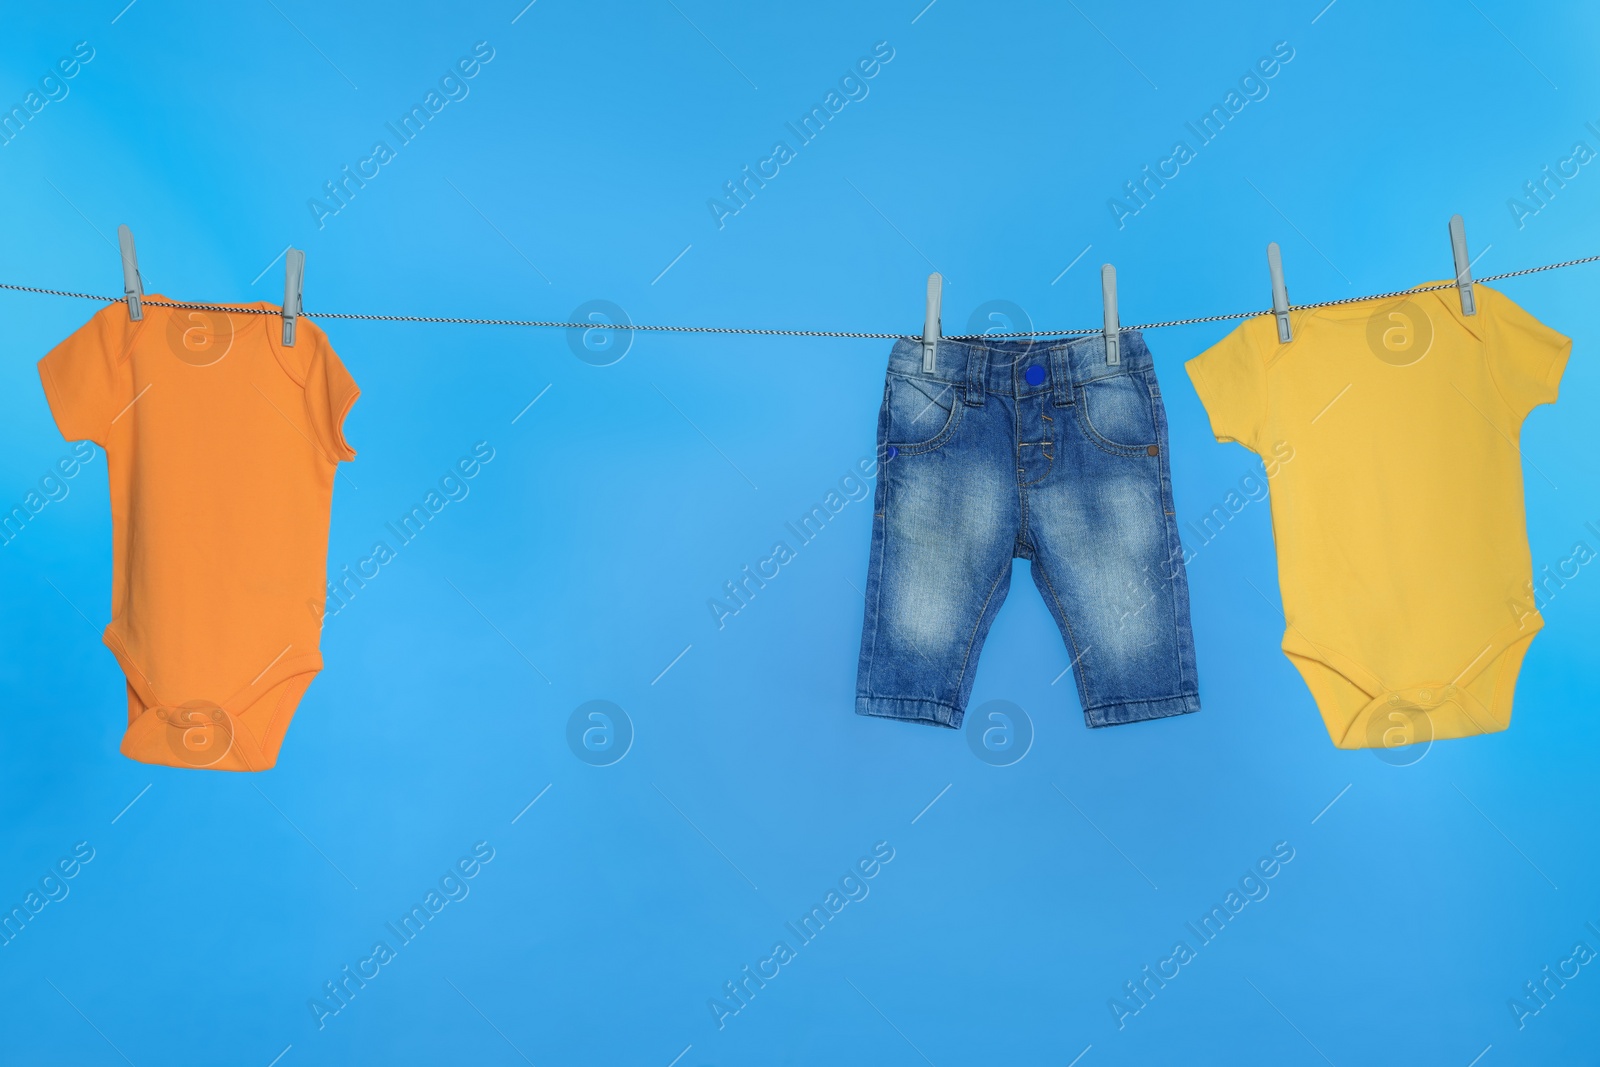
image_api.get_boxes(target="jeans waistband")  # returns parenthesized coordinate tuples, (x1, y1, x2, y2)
(887, 331, 1153, 398)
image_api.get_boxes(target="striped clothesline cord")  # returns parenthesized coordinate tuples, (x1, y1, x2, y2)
(2, 252, 1596, 340)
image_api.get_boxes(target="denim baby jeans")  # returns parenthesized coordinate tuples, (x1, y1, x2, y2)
(855, 332, 1201, 729)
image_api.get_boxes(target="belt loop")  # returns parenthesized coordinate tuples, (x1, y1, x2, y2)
(963, 343, 986, 407)
(1051, 344, 1073, 407)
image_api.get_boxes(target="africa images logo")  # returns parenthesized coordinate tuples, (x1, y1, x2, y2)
(164, 307, 238, 367)
(157, 700, 237, 769)
(1364, 297, 1434, 367)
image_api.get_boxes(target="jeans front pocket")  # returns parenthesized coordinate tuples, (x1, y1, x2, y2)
(883, 373, 963, 455)
(1075, 369, 1159, 456)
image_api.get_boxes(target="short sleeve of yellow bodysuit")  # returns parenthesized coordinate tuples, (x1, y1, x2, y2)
(1480, 285, 1570, 421)
(1186, 316, 1270, 453)
(1185, 284, 1569, 750)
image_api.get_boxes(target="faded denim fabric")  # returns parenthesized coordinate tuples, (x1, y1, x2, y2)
(855, 332, 1201, 729)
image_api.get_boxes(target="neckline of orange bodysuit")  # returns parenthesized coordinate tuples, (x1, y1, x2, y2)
(142, 294, 277, 338)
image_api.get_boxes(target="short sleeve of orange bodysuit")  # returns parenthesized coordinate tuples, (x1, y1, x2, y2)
(1185, 317, 1269, 454)
(298, 322, 360, 462)
(38, 302, 136, 447)
(1480, 286, 1571, 423)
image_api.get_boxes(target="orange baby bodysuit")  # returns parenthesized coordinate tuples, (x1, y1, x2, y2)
(40, 296, 358, 770)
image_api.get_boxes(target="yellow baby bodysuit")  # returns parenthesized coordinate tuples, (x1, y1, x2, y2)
(1186, 283, 1569, 749)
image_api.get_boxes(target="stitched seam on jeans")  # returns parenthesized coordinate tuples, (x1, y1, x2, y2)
(861, 393, 895, 697)
(1016, 412, 1032, 544)
(1033, 563, 1091, 704)
(954, 563, 1011, 697)
(862, 695, 960, 712)
(1078, 367, 1142, 386)
(1018, 445, 1053, 488)
(1151, 388, 1195, 689)
(1019, 398, 1054, 489)
(1086, 692, 1197, 714)
(1078, 430, 1151, 458)
(863, 420, 892, 696)
(898, 372, 958, 387)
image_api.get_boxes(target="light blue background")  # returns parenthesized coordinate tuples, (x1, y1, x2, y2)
(1, 2, 1597, 1064)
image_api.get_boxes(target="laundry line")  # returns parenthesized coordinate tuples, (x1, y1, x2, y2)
(2, 252, 1597, 341)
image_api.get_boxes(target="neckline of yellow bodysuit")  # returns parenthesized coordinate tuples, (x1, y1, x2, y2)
(1301, 281, 1460, 319)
